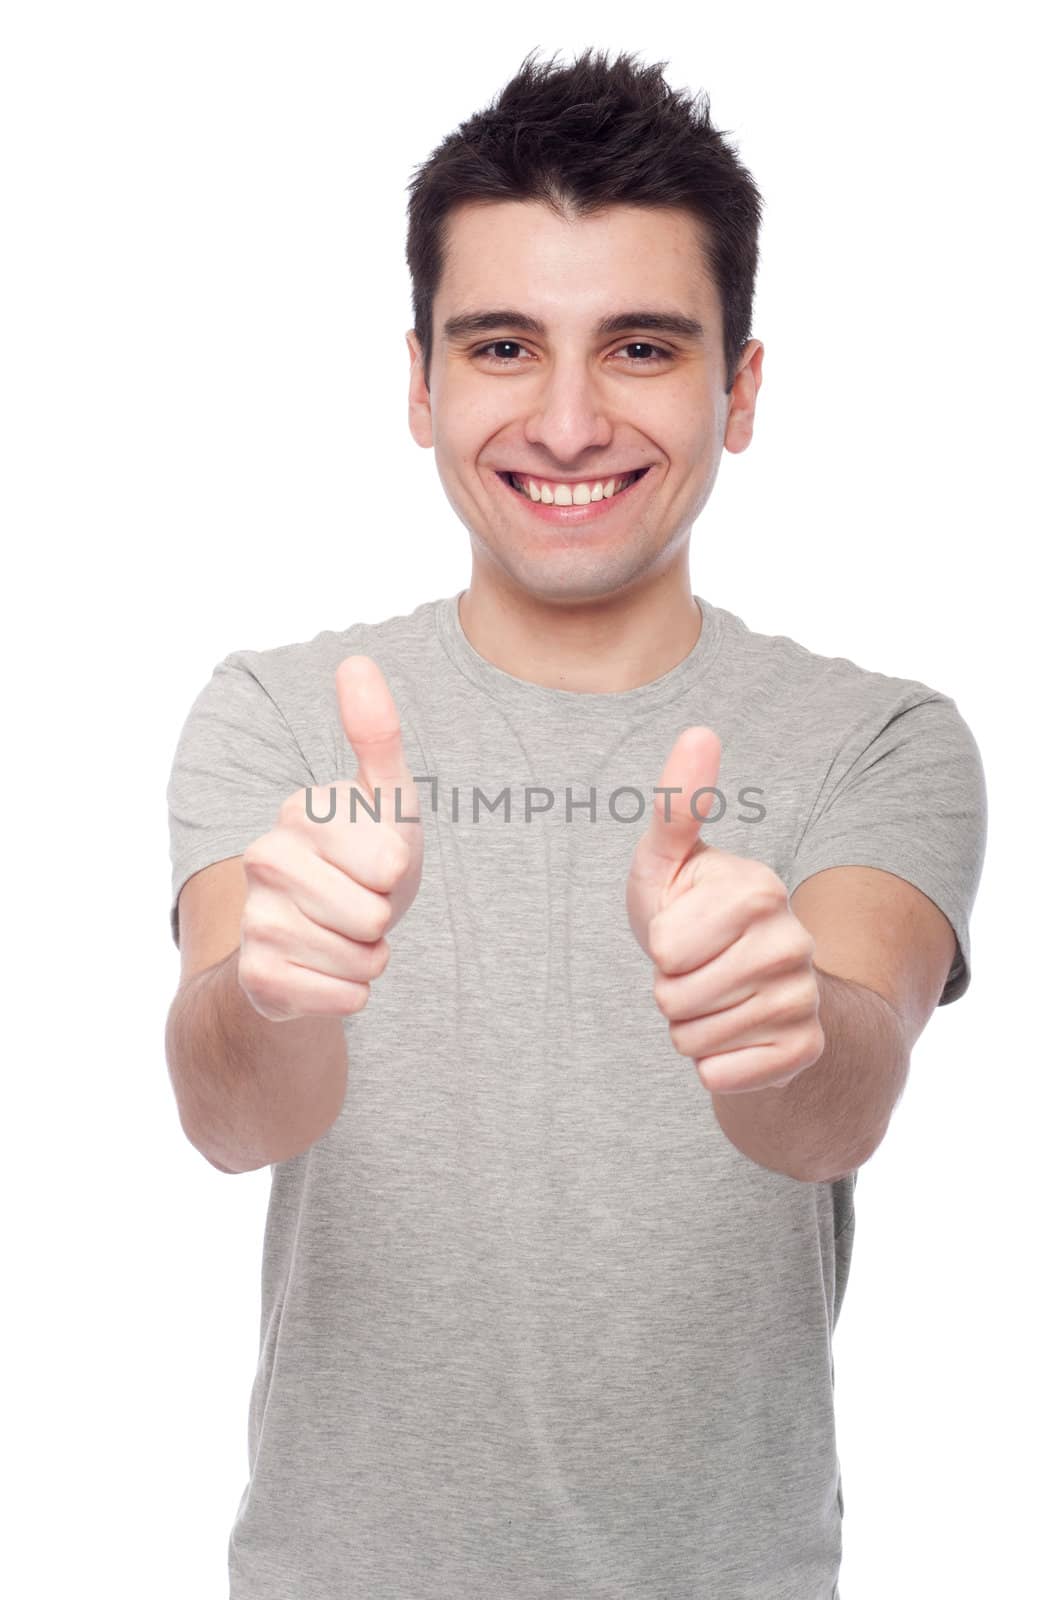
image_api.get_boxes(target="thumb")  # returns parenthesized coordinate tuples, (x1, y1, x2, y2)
(335, 655, 416, 802)
(635, 725, 722, 883)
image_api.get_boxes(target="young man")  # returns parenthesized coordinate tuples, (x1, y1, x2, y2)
(165, 48, 987, 1600)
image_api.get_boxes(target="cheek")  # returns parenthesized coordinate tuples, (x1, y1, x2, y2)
(649, 380, 719, 451)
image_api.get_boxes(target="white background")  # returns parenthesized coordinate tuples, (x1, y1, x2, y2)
(4, 3, 1058, 1595)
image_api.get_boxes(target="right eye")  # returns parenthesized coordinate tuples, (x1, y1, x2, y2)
(472, 340, 529, 365)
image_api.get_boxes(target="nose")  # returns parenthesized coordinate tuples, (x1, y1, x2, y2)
(520, 353, 614, 465)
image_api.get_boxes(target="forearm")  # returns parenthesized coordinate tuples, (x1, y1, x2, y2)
(164, 949, 349, 1173)
(711, 966, 909, 1183)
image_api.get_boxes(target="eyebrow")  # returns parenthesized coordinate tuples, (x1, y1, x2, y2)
(441, 309, 706, 345)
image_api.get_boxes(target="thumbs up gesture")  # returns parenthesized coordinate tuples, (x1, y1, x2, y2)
(626, 727, 825, 1094)
(238, 657, 423, 1022)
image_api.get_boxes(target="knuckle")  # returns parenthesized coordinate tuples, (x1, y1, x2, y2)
(242, 835, 274, 871)
(384, 833, 410, 877)
(247, 911, 291, 949)
(748, 871, 787, 919)
(278, 789, 307, 827)
(364, 896, 393, 941)
(647, 920, 675, 972)
(784, 923, 816, 965)
(764, 938, 809, 981)
(668, 1017, 698, 1054)
(763, 865, 789, 900)
(242, 835, 287, 885)
(652, 973, 673, 1015)
(236, 951, 263, 989)
(777, 975, 819, 1026)
(238, 956, 289, 1014)
(795, 1020, 825, 1066)
(346, 982, 371, 1014)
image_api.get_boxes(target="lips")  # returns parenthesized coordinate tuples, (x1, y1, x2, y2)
(500, 466, 650, 498)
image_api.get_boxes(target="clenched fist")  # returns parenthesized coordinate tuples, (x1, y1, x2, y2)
(238, 657, 424, 1021)
(626, 726, 825, 1094)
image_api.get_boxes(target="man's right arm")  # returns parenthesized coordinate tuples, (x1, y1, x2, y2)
(165, 653, 424, 1174)
(164, 857, 349, 1175)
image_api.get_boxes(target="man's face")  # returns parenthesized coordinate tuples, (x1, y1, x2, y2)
(407, 200, 762, 607)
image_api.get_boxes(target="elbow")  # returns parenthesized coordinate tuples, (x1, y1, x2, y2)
(203, 1150, 240, 1175)
(198, 1144, 269, 1176)
(177, 1113, 264, 1176)
(802, 1129, 888, 1185)
(197, 1138, 270, 1176)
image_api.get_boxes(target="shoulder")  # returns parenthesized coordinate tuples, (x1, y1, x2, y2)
(221, 594, 446, 705)
(707, 600, 959, 741)
(211, 597, 446, 778)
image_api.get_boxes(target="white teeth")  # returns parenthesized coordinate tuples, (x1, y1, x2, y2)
(511, 471, 638, 503)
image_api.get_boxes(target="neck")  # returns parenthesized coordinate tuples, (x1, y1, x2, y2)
(457, 565, 703, 693)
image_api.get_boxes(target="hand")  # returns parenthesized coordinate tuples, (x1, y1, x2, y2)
(238, 656, 424, 1022)
(626, 726, 825, 1094)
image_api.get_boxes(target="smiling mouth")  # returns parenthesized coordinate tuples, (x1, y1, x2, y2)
(498, 466, 651, 503)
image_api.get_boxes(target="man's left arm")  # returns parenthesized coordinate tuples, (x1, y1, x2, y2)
(711, 864, 959, 1183)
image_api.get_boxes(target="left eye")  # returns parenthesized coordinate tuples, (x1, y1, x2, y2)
(616, 343, 671, 363)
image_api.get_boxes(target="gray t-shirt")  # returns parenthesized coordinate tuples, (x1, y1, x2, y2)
(166, 591, 988, 1600)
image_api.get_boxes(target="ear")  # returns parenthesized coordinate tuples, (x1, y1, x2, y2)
(723, 338, 764, 456)
(406, 329, 433, 449)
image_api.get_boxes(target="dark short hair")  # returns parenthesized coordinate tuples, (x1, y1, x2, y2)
(405, 46, 764, 396)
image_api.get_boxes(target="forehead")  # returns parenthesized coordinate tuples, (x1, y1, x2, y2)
(436, 200, 717, 330)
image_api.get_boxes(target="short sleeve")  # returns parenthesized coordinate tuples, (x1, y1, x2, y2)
(785, 692, 988, 1005)
(166, 653, 318, 949)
